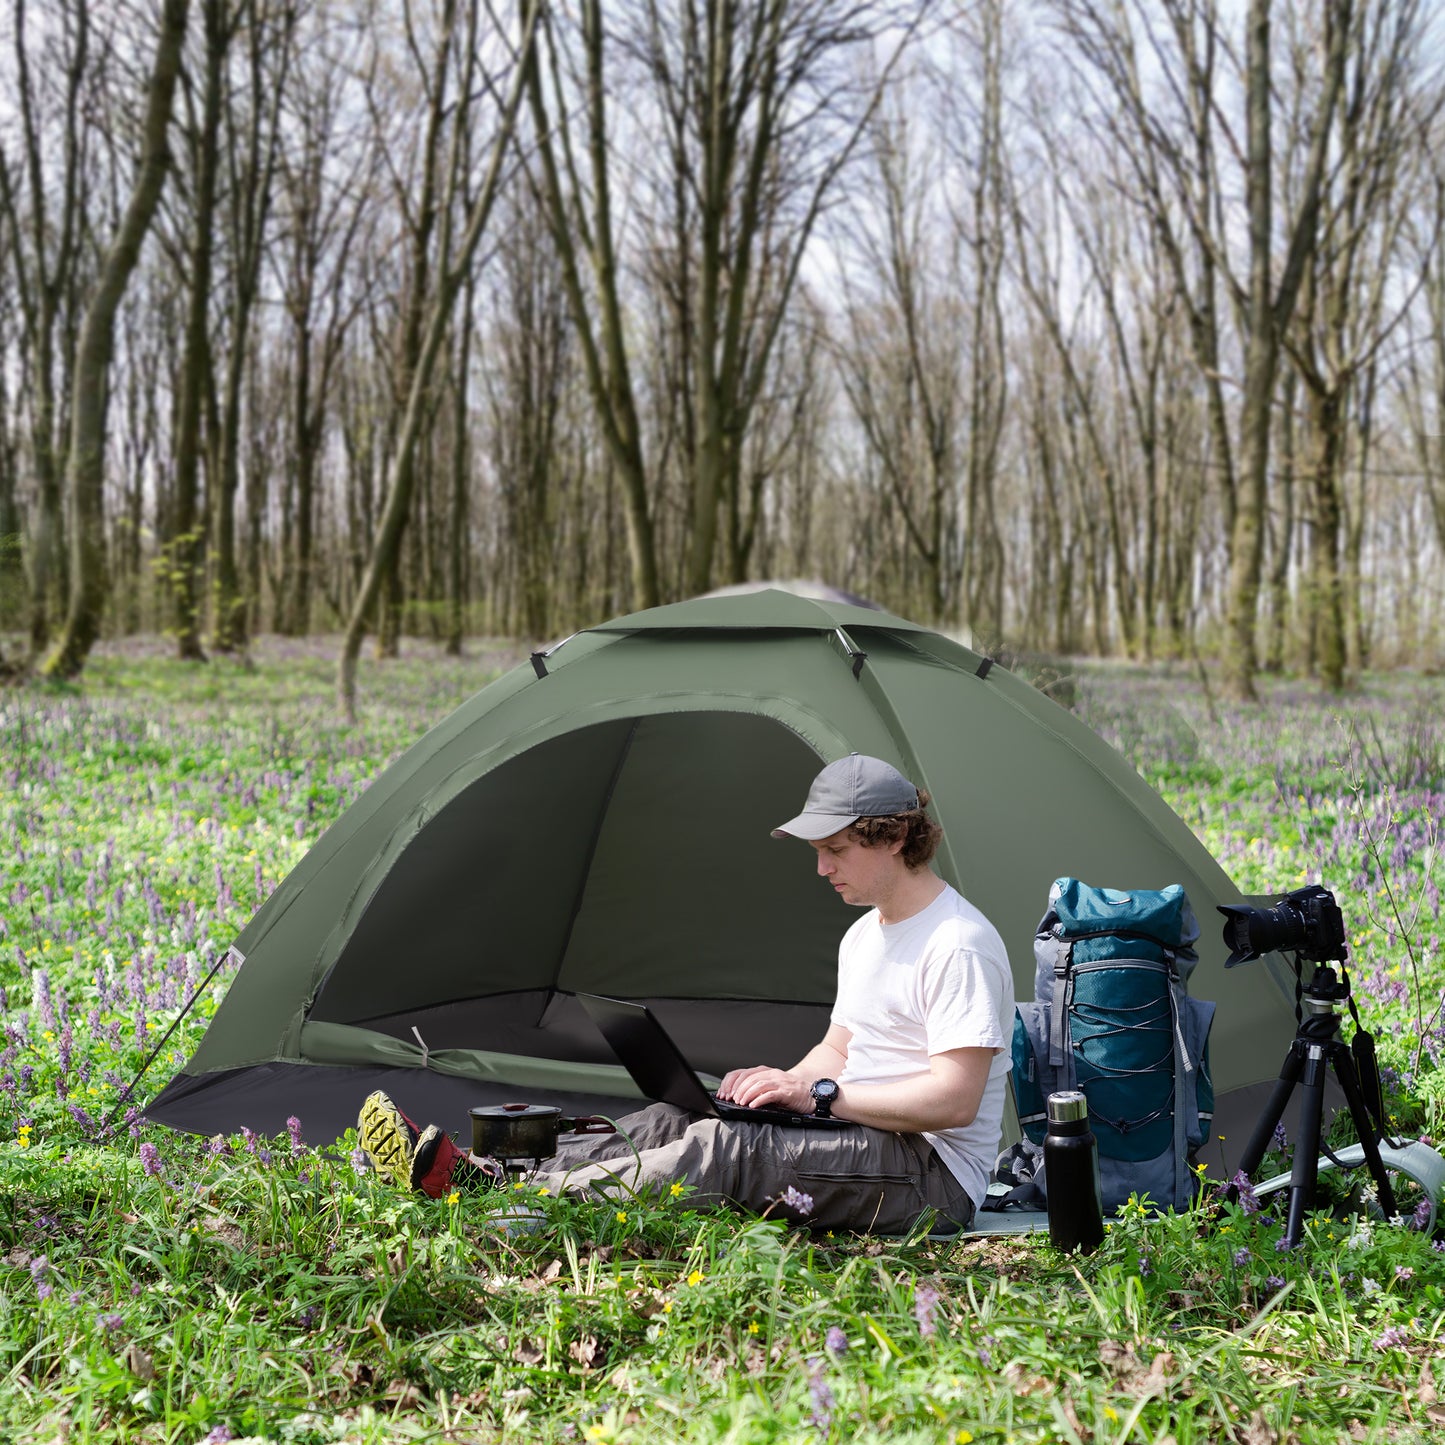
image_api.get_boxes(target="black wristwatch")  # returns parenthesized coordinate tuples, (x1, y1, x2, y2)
(810, 1078, 840, 1118)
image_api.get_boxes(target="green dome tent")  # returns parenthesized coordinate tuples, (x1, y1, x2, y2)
(147, 590, 1296, 1160)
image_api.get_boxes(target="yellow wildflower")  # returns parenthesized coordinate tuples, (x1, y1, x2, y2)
(615, 1211, 628, 1223)
(687, 1269, 704, 1287)
(448, 1191, 461, 1205)
(670, 1182, 685, 1198)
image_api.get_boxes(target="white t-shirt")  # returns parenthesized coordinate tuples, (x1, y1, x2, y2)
(830, 882, 1014, 1209)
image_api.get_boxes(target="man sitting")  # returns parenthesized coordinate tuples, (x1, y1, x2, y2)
(359, 754, 1014, 1233)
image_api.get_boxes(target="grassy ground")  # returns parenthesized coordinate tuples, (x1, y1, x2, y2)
(2, 639, 1443, 1444)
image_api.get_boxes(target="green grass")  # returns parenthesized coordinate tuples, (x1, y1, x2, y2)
(2, 640, 1444, 1443)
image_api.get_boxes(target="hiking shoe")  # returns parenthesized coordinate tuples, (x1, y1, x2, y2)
(358, 1090, 423, 1190)
(358, 1090, 500, 1198)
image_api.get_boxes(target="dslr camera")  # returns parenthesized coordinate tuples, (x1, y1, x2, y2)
(1218, 883, 1348, 968)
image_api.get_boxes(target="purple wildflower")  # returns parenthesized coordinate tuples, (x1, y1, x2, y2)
(913, 1284, 941, 1337)
(1395, 1266, 1414, 1283)
(1270, 1122, 1288, 1152)
(208, 1134, 230, 1157)
(139, 1141, 163, 1177)
(350, 1146, 369, 1175)
(1232, 1247, 1251, 1268)
(1274, 1236, 1294, 1254)
(1374, 1325, 1410, 1351)
(34, 971, 56, 1031)
(976, 1335, 994, 1368)
(31, 1255, 54, 1301)
(1138, 1255, 1153, 1278)
(1411, 1197, 1431, 1231)
(805, 1356, 834, 1432)
(97, 1312, 124, 1335)
(286, 1115, 305, 1156)
(824, 1326, 849, 1357)
(1231, 1171, 1261, 1215)
(776, 1185, 814, 1216)
(1265, 1275, 1286, 1291)
(204, 1428, 234, 1444)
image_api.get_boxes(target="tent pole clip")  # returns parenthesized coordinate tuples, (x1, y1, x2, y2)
(411, 1027, 431, 1070)
(833, 627, 868, 679)
(530, 653, 548, 679)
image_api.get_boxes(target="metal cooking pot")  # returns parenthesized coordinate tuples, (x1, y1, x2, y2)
(469, 1102, 615, 1163)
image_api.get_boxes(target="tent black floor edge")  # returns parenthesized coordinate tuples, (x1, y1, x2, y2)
(145, 1063, 636, 1148)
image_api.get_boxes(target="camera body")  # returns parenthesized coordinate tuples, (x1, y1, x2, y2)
(1218, 883, 1347, 968)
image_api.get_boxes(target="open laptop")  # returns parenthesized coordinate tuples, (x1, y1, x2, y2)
(576, 993, 853, 1129)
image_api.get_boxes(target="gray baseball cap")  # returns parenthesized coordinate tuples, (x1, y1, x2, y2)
(771, 753, 921, 840)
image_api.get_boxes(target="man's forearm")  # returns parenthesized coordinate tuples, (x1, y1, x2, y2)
(790, 1040, 848, 1080)
(831, 1047, 995, 1134)
(829, 1074, 975, 1134)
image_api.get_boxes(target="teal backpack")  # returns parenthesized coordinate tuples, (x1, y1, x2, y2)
(1007, 878, 1216, 1213)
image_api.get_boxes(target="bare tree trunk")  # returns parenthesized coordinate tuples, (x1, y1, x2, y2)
(210, 0, 293, 654)
(40, 0, 190, 679)
(0, 0, 92, 661)
(338, 0, 538, 721)
(1263, 366, 1297, 673)
(524, 0, 658, 610)
(1220, 0, 1347, 701)
(169, 0, 229, 662)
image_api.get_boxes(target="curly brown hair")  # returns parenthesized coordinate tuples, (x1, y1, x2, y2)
(848, 788, 942, 870)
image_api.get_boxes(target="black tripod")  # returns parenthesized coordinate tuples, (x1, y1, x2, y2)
(1230, 961, 1396, 1247)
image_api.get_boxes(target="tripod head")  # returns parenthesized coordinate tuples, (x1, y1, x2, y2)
(1298, 958, 1351, 1011)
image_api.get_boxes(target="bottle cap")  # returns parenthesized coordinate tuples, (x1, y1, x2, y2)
(1046, 1090, 1089, 1124)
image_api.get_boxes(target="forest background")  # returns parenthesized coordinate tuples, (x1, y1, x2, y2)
(3, 0, 1445, 716)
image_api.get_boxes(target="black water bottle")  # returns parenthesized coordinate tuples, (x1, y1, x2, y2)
(1044, 1090, 1105, 1255)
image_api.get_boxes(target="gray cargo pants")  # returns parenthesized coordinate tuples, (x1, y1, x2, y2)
(527, 1102, 975, 1233)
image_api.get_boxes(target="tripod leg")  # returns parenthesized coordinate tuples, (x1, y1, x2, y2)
(1328, 1042, 1398, 1221)
(1231, 1041, 1306, 1188)
(1284, 1045, 1328, 1248)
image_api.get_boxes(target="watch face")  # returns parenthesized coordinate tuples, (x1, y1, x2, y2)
(812, 1079, 839, 1103)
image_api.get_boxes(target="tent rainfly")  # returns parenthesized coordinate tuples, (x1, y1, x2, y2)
(147, 590, 1298, 1162)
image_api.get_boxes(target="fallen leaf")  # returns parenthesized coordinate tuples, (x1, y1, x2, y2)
(1060, 1393, 1087, 1439)
(123, 1344, 155, 1381)
(568, 1335, 603, 1370)
(541, 1259, 563, 1282)
(1099, 1340, 1139, 1376)
(513, 1337, 544, 1367)
(199, 1217, 247, 1250)
(1238, 1410, 1275, 1445)
(1419, 1359, 1437, 1407)
(1003, 1362, 1050, 1396)
(626, 1286, 667, 1319)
